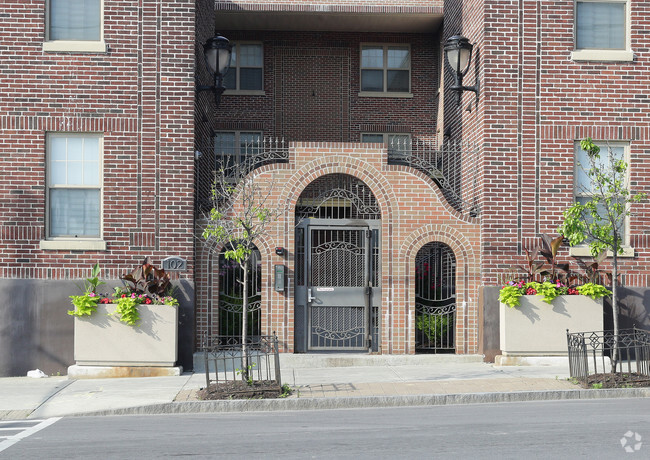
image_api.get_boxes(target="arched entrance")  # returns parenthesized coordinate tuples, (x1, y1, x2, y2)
(294, 174, 381, 352)
(415, 242, 456, 353)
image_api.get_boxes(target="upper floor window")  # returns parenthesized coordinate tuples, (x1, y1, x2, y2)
(214, 131, 263, 173)
(41, 133, 105, 251)
(223, 43, 264, 94)
(360, 44, 412, 97)
(361, 133, 411, 153)
(43, 0, 105, 53)
(570, 140, 633, 256)
(572, 1, 632, 61)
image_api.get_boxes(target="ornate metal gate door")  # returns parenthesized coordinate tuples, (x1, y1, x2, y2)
(294, 174, 381, 352)
(307, 226, 370, 350)
(415, 242, 456, 353)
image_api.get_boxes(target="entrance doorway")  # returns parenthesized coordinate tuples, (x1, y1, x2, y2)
(414, 242, 456, 353)
(294, 174, 381, 352)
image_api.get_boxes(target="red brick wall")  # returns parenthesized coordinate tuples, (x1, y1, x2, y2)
(195, 143, 481, 354)
(213, 30, 440, 144)
(0, 0, 196, 281)
(472, 0, 650, 286)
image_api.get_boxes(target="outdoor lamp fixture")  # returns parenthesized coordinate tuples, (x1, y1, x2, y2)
(196, 34, 233, 106)
(444, 35, 480, 106)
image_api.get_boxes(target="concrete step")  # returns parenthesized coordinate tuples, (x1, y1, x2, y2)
(193, 352, 484, 373)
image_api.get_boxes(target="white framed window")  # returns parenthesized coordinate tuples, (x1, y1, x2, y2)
(223, 43, 264, 94)
(214, 131, 263, 172)
(41, 133, 105, 251)
(359, 44, 412, 97)
(43, 0, 106, 53)
(570, 140, 633, 257)
(571, 0, 632, 61)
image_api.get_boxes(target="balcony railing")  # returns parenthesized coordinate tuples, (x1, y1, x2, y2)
(197, 138, 481, 216)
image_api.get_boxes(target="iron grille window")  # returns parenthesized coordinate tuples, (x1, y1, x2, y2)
(218, 248, 262, 338)
(295, 174, 381, 221)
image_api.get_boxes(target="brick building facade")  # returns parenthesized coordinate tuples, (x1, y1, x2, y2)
(1, 0, 649, 376)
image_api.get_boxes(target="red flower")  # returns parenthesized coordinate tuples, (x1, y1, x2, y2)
(526, 288, 537, 295)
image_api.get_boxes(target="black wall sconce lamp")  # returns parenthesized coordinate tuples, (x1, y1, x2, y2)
(444, 35, 480, 107)
(196, 34, 233, 107)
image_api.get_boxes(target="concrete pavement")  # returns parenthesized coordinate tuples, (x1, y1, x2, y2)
(2, 356, 649, 420)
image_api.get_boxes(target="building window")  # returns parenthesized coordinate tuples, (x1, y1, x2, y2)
(44, 0, 105, 53)
(223, 43, 264, 93)
(360, 45, 411, 96)
(571, 140, 633, 256)
(46, 133, 102, 239)
(361, 133, 411, 153)
(214, 131, 263, 171)
(572, 1, 631, 61)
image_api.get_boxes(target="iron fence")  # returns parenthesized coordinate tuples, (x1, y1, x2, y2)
(201, 334, 282, 390)
(196, 137, 481, 216)
(567, 327, 650, 383)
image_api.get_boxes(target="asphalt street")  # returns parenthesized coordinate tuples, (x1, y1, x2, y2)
(2, 398, 649, 459)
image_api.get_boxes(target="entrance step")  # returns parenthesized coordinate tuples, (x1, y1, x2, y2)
(192, 353, 483, 372)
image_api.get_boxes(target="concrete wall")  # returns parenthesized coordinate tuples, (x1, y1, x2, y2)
(0, 279, 195, 377)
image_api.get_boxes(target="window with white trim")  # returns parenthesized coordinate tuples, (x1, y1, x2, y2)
(44, 0, 105, 52)
(223, 43, 264, 93)
(46, 133, 102, 239)
(572, 1, 631, 61)
(360, 44, 411, 95)
(572, 140, 633, 256)
(214, 131, 263, 171)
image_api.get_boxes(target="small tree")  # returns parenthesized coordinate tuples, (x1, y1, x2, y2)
(558, 137, 646, 371)
(202, 166, 277, 381)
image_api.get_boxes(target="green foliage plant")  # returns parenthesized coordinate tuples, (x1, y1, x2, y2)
(68, 263, 106, 317)
(68, 261, 179, 326)
(577, 283, 612, 300)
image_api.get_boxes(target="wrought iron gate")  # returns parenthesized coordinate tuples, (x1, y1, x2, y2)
(415, 242, 456, 353)
(308, 226, 370, 350)
(294, 174, 381, 352)
(218, 248, 262, 338)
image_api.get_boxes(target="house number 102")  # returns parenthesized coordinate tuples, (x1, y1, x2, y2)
(162, 256, 187, 272)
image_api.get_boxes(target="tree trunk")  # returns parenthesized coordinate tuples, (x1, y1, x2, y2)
(611, 251, 619, 373)
(241, 259, 249, 381)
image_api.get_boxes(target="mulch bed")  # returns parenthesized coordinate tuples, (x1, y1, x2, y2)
(582, 372, 650, 389)
(197, 380, 286, 400)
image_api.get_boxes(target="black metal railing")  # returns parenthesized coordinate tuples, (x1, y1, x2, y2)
(387, 138, 481, 216)
(201, 334, 282, 390)
(567, 328, 650, 384)
(196, 137, 481, 216)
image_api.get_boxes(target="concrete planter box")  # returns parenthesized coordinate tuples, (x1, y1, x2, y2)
(500, 295, 603, 356)
(74, 303, 178, 366)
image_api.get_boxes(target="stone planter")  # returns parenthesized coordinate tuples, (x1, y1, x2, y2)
(74, 303, 178, 366)
(499, 295, 604, 356)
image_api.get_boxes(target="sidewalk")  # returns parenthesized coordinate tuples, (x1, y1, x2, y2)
(2, 358, 649, 420)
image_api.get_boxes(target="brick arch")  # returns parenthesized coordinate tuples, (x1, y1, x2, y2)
(399, 224, 481, 354)
(277, 155, 398, 222)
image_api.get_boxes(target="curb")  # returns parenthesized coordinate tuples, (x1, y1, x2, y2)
(60, 387, 650, 418)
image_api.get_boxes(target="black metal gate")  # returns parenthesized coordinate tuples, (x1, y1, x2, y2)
(218, 248, 262, 338)
(415, 242, 456, 353)
(294, 174, 381, 352)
